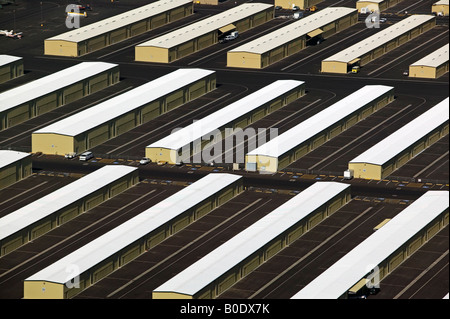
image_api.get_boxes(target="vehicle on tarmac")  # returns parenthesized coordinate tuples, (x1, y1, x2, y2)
(224, 31, 239, 41)
(351, 66, 360, 73)
(140, 157, 151, 165)
(79, 151, 94, 161)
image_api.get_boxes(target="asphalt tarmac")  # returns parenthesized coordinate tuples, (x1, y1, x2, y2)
(0, 0, 448, 301)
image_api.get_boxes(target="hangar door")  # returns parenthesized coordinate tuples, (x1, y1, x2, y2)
(0, 165, 17, 189)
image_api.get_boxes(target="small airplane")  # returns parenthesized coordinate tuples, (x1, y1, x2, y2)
(0, 0, 16, 7)
(66, 11, 88, 18)
(0, 29, 23, 39)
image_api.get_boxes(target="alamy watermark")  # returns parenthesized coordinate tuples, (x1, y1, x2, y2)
(65, 4, 81, 29)
(364, 8, 381, 29)
(168, 123, 279, 166)
(65, 264, 80, 289)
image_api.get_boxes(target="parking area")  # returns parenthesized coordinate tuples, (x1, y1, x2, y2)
(0, 0, 448, 301)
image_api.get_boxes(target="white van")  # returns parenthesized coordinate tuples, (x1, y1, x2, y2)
(79, 151, 93, 161)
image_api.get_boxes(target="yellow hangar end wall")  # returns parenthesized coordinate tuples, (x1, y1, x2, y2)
(44, 40, 78, 57)
(24, 281, 64, 299)
(432, 1, 449, 16)
(356, 0, 405, 13)
(32, 133, 74, 155)
(135, 4, 274, 63)
(145, 147, 177, 165)
(152, 292, 193, 299)
(135, 46, 169, 63)
(348, 162, 383, 180)
(409, 65, 446, 79)
(275, 0, 323, 10)
(227, 52, 263, 69)
(44, 1, 194, 57)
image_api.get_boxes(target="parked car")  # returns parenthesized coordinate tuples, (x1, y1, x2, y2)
(224, 31, 239, 41)
(79, 151, 93, 161)
(403, 70, 409, 76)
(140, 157, 151, 165)
(65, 152, 77, 159)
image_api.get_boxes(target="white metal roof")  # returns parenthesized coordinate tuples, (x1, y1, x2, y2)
(323, 15, 436, 64)
(33, 68, 215, 137)
(45, 0, 193, 43)
(410, 43, 449, 68)
(433, 0, 449, 6)
(356, 0, 384, 4)
(137, 3, 273, 49)
(25, 173, 242, 284)
(247, 85, 394, 158)
(0, 55, 22, 67)
(229, 7, 357, 55)
(0, 150, 30, 169)
(0, 165, 137, 241)
(349, 97, 449, 166)
(0, 62, 118, 113)
(292, 190, 449, 299)
(153, 182, 350, 296)
(146, 80, 304, 151)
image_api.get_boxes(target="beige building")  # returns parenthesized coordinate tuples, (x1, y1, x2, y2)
(292, 190, 449, 299)
(275, 0, 322, 10)
(32, 69, 216, 156)
(45, 0, 193, 57)
(0, 150, 31, 190)
(146, 80, 305, 165)
(0, 166, 138, 257)
(356, 0, 405, 13)
(245, 85, 394, 173)
(0, 55, 23, 84)
(348, 98, 449, 180)
(409, 43, 449, 78)
(432, 0, 449, 16)
(227, 7, 357, 69)
(23, 173, 243, 299)
(322, 15, 436, 74)
(0, 62, 119, 131)
(135, 3, 274, 63)
(153, 182, 351, 299)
